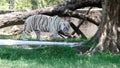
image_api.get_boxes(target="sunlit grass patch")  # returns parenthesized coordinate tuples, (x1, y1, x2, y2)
(0, 35, 119, 68)
(0, 46, 119, 68)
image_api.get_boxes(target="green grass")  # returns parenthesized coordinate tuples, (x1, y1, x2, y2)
(0, 46, 119, 68)
(0, 35, 120, 68)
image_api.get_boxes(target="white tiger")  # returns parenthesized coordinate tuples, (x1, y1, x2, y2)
(22, 14, 70, 40)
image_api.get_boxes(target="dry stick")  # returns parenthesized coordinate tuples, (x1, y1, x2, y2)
(58, 33, 66, 38)
(58, 30, 67, 38)
(70, 22, 87, 39)
(71, 7, 93, 35)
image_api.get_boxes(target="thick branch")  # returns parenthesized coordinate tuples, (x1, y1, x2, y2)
(55, 0, 102, 11)
(0, 11, 38, 28)
(0, 8, 100, 28)
(0, 0, 101, 28)
(0, 10, 15, 14)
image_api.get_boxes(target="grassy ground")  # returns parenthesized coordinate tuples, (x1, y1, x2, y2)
(0, 46, 120, 68)
(0, 35, 119, 68)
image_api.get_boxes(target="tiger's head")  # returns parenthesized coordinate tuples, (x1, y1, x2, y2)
(59, 21, 70, 37)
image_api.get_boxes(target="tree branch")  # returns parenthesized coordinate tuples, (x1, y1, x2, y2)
(0, 0, 101, 28)
(55, 0, 102, 11)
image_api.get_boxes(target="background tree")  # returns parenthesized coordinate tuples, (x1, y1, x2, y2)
(31, 0, 38, 10)
(90, 0, 120, 53)
(8, 0, 14, 9)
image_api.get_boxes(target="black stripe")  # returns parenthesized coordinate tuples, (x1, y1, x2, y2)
(33, 16, 36, 30)
(41, 16, 46, 31)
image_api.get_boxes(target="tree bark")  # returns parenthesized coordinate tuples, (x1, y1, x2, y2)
(0, 10, 15, 14)
(90, 0, 120, 53)
(0, 7, 98, 28)
(55, 0, 101, 11)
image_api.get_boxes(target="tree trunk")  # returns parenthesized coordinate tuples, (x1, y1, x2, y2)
(91, 0, 120, 53)
(9, 0, 14, 9)
(31, 0, 38, 9)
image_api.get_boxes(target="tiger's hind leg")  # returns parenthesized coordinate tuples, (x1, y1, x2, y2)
(34, 30, 41, 41)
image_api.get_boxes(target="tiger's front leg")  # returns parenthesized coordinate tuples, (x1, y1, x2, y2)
(50, 32, 58, 40)
(35, 30, 41, 41)
(22, 31, 33, 41)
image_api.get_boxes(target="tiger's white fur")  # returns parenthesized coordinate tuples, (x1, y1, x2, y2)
(22, 14, 70, 40)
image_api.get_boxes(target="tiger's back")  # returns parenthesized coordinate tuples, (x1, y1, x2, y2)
(26, 15, 50, 32)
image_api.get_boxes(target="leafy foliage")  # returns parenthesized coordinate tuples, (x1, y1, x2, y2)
(0, 0, 65, 10)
